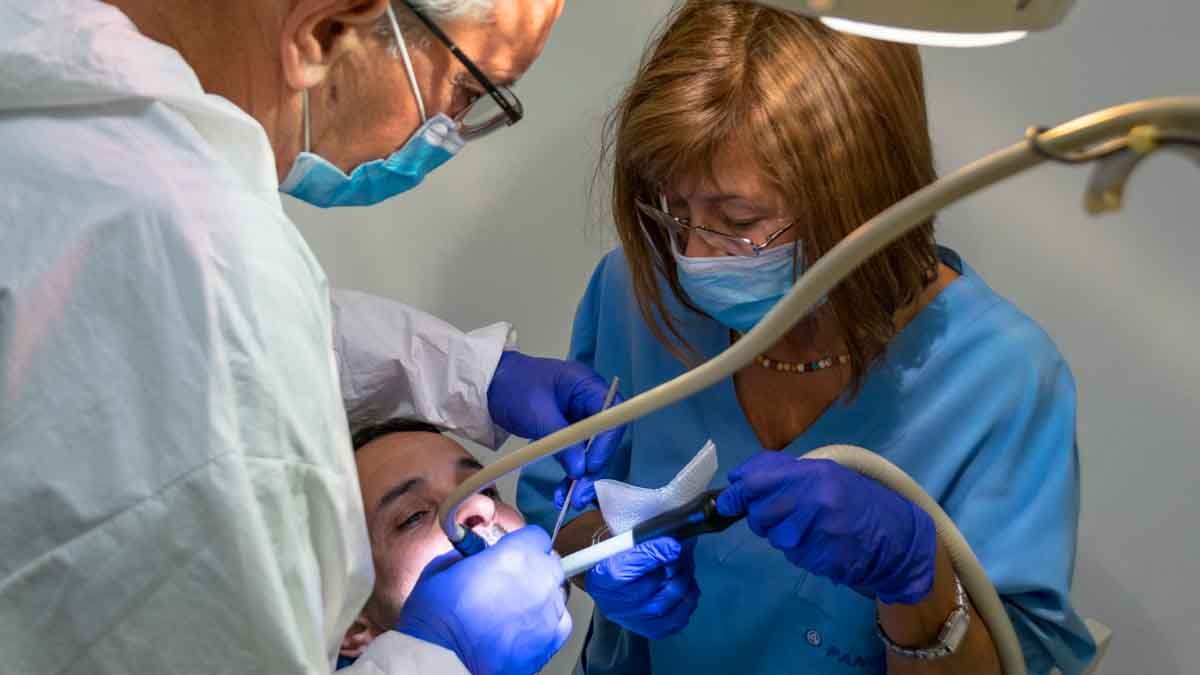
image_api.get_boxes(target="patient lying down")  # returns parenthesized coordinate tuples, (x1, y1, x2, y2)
(340, 420, 526, 661)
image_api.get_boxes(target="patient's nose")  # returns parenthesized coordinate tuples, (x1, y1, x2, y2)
(457, 492, 498, 531)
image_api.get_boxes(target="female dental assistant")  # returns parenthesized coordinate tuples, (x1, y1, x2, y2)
(519, 2, 1098, 674)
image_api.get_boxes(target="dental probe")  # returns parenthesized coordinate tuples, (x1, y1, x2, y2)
(550, 377, 621, 545)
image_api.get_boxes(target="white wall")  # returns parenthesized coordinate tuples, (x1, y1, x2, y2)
(289, 1, 1200, 673)
(922, 2, 1200, 673)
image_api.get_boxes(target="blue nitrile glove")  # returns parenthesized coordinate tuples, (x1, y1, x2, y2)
(585, 537, 701, 639)
(716, 452, 937, 605)
(487, 350, 625, 510)
(395, 527, 572, 675)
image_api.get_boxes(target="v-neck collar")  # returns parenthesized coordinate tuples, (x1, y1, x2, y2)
(691, 246, 989, 463)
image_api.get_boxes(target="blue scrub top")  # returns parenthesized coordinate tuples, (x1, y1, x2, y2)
(518, 247, 1097, 675)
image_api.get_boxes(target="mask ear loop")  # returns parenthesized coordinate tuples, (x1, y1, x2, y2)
(302, 89, 311, 152)
(792, 238, 802, 283)
(386, 4, 427, 124)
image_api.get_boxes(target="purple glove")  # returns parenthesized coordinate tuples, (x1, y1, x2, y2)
(487, 350, 625, 509)
(715, 453, 936, 605)
(395, 527, 571, 675)
(586, 537, 700, 639)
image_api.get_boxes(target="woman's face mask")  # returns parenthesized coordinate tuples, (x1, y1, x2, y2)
(655, 180, 816, 333)
(654, 143, 835, 333)
(673, 239, 807, 334)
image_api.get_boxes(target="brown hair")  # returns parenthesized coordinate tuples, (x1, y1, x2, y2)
(601, 0, 939, 394)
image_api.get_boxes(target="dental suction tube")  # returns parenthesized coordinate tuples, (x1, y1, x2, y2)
(438, 98, 1200, 675)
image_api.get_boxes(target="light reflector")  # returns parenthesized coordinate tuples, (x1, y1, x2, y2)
(758, 0, 1076, 47)
(820, 17, 1028, 48)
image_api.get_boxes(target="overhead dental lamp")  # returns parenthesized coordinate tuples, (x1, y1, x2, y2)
(759, 0, 1077, 47)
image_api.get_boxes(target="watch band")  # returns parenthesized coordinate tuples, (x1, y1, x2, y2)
(876, 572, 971, 660)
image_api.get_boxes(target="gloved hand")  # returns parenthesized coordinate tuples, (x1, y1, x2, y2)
(487, 350, 625, 510)
(586, 536, 700, 639)
(395, 527, 572, 675)
(715, 452, 936, 605)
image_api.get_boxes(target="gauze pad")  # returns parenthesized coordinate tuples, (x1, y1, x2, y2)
(594, 440, 718, 534)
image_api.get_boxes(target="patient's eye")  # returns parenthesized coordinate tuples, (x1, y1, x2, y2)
(483, 486, 501, 500)
(397, 510, 428, 532)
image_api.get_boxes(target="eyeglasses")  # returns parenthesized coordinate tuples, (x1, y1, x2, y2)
(400, 1, 524, 140)
(635, 196, 796, 257)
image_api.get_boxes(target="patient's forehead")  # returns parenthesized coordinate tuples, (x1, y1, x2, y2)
(355, 432, 475, 514)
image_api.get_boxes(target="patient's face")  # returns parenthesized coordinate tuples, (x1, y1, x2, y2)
(355, 432, 526, 629)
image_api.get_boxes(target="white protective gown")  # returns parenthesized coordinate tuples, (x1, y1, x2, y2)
(0, 1, 508, 673)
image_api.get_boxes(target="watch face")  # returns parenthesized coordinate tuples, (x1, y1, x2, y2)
(939, 606, 971, 653)
(878, 576, 971, 660)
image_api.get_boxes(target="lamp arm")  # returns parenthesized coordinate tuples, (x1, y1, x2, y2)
(1083, 129, 1200, 214)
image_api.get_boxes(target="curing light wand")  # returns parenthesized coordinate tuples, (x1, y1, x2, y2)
(559, 488, 743, 578)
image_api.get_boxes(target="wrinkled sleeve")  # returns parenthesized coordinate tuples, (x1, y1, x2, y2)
(0, 191, 373, 672)
(337, 632, 469, 675)
(332, 288, 515, 448)
(932, 319, 1098, 675)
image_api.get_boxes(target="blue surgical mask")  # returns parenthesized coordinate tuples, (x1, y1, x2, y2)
(280, 105, 464, 207)
(280, 5, 464, 208)
(674, 242, 809, 333)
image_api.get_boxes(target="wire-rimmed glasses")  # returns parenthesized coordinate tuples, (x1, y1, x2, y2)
(635, 196, 795, 257)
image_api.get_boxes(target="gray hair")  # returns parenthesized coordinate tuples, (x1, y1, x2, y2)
(375, 0, 497, 51)
(406, 0, 495, 19)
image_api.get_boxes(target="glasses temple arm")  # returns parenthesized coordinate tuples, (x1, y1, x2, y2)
(399, 0, 522, 123)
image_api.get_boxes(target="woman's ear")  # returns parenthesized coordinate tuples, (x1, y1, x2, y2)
(340, 610, 386, 658)
(280, 0, 392, 91)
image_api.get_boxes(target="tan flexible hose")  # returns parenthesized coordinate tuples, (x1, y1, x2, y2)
(804, 445, 1025, 675)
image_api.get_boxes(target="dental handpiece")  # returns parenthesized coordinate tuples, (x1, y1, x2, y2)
(559, 488, 743, 578)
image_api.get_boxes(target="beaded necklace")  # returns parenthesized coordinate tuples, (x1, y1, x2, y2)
(732, 332, 850, 374)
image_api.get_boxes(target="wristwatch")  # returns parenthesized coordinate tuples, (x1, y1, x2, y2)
(875, 572, 971, 660)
